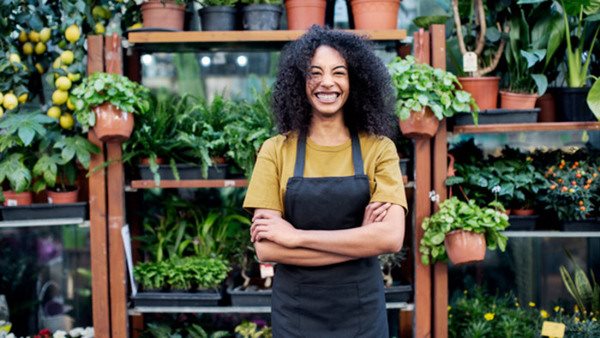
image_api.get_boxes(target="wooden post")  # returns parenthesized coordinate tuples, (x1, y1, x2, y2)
(87, 35, 111, 338)
(413, 29, 432, 338)
(105, 33, 129, 338)
(431, 24, 449, 338)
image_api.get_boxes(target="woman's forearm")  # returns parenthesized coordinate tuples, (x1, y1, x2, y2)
(296, 205, 405, 258)
(255, 240, 354, 266)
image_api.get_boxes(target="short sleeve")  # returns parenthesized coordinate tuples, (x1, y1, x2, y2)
(243, 138, 283, 214)
(370, 139, 408, 212)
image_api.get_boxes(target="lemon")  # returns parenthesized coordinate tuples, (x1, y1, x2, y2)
(66, 97, 75, 110)
(58, 40, 67, 49)
(47, 106, 61, 119)
(2, 93, 18, 110)
(60, 113, 74, 129)
(129, 22, 143, 30)
(92, 6, 111, 19)
(22, 42, 33, 55)
(67, 73, 81, 82)
(55, 76, 72, 91)
(35, 63, 44, 74)
(17, 93, 28, 103)
(28, 30, 40, 43)
(39, 28, 51, 43)
(18, 30, 28, 43)
(95, 23, 105, 34)
(65, 25, 81, 43)
(0, 107, 4, 118)
(53, 58, 62, 69)
(9, 53, 21, 64)
(52, 90, 69, 105)
(0, 92, 3, 105)
(60, 50, 74, 65)
(34, 42, 46, 55)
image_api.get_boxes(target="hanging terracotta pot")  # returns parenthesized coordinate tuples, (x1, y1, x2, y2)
(512, 209, 536, 216)
(350, 0, 400, 30)
(285, 0, 326, 30)
(141, 0, 186, 31)
(399, 107, 439, 139)
(459, 76, 500, 110)
(2, 191, 33, 206)
(444, 230, 486, 265)
(47, 188, 79, 204)
(92, 102, 135, 142)
(535, 92, 556, 122)
(499, 91, 538, 110)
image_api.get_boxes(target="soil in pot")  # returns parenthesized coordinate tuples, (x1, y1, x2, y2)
(444, 230, 486, 265)
(199, 6, 237, 31)
(47, 187, 79, 204)
(92, 103, 135, 142)
(141, 0, 186, 31)
(2, 191, 33, 206)
(243, 4, 282, 30)
(285, 0, 327, 30)
(499, 91, 538, 110)
(350, 0, 400, 30)
(399, 107, 439, 139)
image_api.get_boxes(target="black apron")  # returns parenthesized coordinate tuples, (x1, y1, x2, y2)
(271, 131, 388, 338)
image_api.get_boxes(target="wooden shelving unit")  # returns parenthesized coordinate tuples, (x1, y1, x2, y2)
(130, 179, 249, 189)
(127, 29, 408, 52)
(453, 121, 600, 134)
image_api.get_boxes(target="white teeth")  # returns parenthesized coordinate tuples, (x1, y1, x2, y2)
(316, 93, 338, 102)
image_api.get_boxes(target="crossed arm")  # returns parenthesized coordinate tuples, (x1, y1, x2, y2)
(250, 203, 405, 267)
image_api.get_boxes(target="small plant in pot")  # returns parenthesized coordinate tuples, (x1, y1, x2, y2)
(388, 55, 478, 139)
(241, 0, 283, 31)
(71, 72, 150, 142)
(419, 194, 509, 266)
(197, 0, 239, 31)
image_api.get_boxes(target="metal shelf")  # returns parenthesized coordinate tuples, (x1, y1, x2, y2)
(129, 179, 249, 189)
(452, 122, 600, 134)
(128, 302, 413, 315)
(0, 218, 88, 228)
(503, 231, 600, 238)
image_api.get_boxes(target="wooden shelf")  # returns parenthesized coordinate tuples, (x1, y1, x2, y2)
(130, 179, 248, 189)
(453, 122, 600, 134)
(127, 29, 407, 52)
(0, 218, 88, 228)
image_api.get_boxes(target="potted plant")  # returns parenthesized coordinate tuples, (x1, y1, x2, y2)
(71, 72, 150, 142)
(197, 0, 239, 31)
(140, 0, 188, 31)
(388, 55, 478, 138)
(235, 321, 273, 338)
(420, 195, 509, 266)
(349, 0, 400, 30)
(241, 0, 283, 31)
(285, 0, 327, 30)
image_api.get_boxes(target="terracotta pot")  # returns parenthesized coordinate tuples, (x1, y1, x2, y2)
(92, 103, 135, 142)
(444, 230, 486, 265)
(399, 107, 440, 139)
(499, 91, 538, 110)
(504, 209, 511, 216)
(140, 157, 165, 165)
(350, 0, 400, 30)
(512, 209, 536, 216)
(285, 0, 326, 30)
(535, 92, 556, 122)
(211, 156, 227, 165)
(2, 191, 33, 206)
(141, 0, 186, 31)
(47, 188, 79, 204)
(458, 76, 500, 110)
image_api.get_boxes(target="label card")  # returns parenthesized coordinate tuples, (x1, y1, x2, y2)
(463, 52, 478, 73)
(541, 321, 565, 337)
(260, 263, 274, 278)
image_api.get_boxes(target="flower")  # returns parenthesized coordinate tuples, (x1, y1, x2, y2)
(554, 306, 560, 312)
(540, 310, 549, 318)
(484, 312, 495, 321)
(491, 185, 501, 194)
(515, 302, 520, 307)
(429, 190, 440, 203)
(575, 304, 580, 313)
(529, 301, 536, 307)
(53, 330, 67, 338)
(448, 305, 452, 311)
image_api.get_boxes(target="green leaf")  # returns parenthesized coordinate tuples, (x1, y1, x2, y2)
(17, 126, 35, 146)
(587, 78, 600, 120)
(531, 74, 548, 96)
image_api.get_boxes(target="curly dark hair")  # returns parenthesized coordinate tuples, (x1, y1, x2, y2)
(272, 25, 397, 138)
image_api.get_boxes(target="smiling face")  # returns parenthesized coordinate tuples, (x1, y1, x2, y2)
(305, 45, 350, 118)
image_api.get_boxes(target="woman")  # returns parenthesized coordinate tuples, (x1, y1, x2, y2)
(244, 26, 407, 337)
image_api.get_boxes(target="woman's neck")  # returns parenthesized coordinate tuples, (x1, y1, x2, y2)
(308, 114, 350, 146)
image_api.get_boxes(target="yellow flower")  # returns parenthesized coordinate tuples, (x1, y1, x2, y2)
(540, 310, 549, 319)
(484, 313, 495, 321)
(449, 314, 453, 318)
(447, 306, 451, 311)
(554, 306, 560, 312)
(463, 290, 468, 295)
(592, 318, 597, 322)
(515, 302, 520, 308)
(529, 302, 536, 307)
(575, 305, 580, 313)
(575, 317, 580, 322)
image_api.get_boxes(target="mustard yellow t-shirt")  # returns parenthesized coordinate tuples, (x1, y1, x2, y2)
(243, 132, 408, 214)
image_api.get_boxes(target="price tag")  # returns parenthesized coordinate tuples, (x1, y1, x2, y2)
(260, 263, 274, 278)
(6, 199, 17, 207)
(541, 321, 565, 337)
(463, 52, 478, 73)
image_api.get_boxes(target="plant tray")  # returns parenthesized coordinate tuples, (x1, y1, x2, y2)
(452, 108, 540, 126)
(384, 284, 413, 303)
(508, 215, 539, 231)
(132, 290, 221, 307)
(0, 202, 87, 221)
(138, 163, 228, 180)
(559, 218, 600, 231)
(227, 286, 272, 307)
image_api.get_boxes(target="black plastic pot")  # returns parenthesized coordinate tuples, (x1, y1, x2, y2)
(199, 6, 236, 31)
(384, 284, 413, 303)
(227, 286, 272, 306)
(243, 4, 282, 30)
(132, 290, 221, 307)
(138, 163, 228, 180)
(207, 164, 228, 180)
(452, 108, 539, 126)
(550, 87, 595, 121)
(508, 215, 538, 231)
(560, 218, 600, 231)
(0, 202, 87, 221)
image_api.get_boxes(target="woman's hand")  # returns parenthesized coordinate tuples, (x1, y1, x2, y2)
(362, 202, 391, 226)
(251, 211, 300, 248)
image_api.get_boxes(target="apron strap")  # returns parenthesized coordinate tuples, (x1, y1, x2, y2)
(293, 130, 365, 177)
